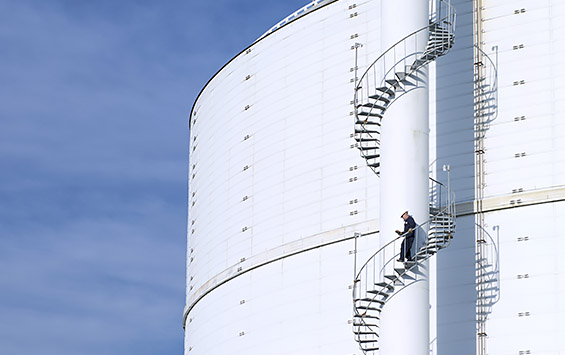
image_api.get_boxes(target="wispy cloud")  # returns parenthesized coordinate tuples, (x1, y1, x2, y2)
(0, 0, 310, 353)
(0, 1, 188, 354)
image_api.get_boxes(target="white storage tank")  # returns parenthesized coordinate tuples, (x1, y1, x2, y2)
(186, 0, 565, 354)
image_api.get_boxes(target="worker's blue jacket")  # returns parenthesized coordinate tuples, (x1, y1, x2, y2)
(403, 215, 416, 238)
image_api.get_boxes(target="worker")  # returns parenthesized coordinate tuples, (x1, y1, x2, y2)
(395, 211, 416, 262)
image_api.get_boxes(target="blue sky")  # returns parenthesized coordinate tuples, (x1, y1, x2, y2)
(0, 0, 308, 354)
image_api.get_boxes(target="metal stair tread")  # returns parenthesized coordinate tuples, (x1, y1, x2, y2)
(355, 128, 379, 134)
(355, 119, 381, 125)
(354, 331, 378, 335)
(357, 299, 385, 306)
(479, 280, 499, 286)
(354, 313, 380, 319)
(357, 146, 379, 151)
(404, 260, 418, 268)
(375, 281, 394, 290)
(395, 72, 408, 81)
(353, 136, 379, 142)
(368, 94, 392, 104)
(353, 322, 378, 327)
(396, 268, 416, 280)
(355, 297, 385, 304)
(360, 102, 387, 111)
(375, 86, 395, 96)
(357, 111, 383, 118)
(384, 78, 402, 88)
(363, 153, 380, 159)
(356, 307, 383, 313)
(394, 266, 407, 274)
(367, 289, 390, 298)
(417, 247, 437, 254)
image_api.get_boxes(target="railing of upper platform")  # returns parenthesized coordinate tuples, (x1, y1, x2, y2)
(256, 0, 334, 41)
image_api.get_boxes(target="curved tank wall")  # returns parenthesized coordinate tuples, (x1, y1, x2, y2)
(433, 0, 565, 354)
(186, 0, 385, 353)
(476, 0, 565, 354)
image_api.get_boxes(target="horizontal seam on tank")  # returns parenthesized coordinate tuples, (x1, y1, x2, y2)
(182, 228, 378, 329)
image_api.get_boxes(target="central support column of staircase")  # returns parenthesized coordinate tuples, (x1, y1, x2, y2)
(379, 1, 430, 354)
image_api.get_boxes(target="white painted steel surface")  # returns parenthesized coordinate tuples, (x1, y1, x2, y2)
(188, 0, 565, 353)
(434, 0, 565, 354)
(378, 1, 431, 354)
(480, 0, 565, 199)
(475, 0, 565, 354)
(187, 0, 384, 354)
(483, 202, 565, 355)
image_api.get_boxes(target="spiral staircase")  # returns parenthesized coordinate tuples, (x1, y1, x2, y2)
(351, 1, 456, 353)
(352, 178, 456, 353)
(353, 0, 455, 177)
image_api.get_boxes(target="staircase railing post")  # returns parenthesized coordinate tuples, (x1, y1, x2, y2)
(353, 232, 360, 281)
(354, 43, 363, 108)
(443, 164, 451, 213)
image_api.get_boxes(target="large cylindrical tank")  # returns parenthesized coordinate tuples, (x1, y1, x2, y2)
(433, 0, 565, 354)
(186, 0, 565, 354)
(185, 1, 384, 353)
